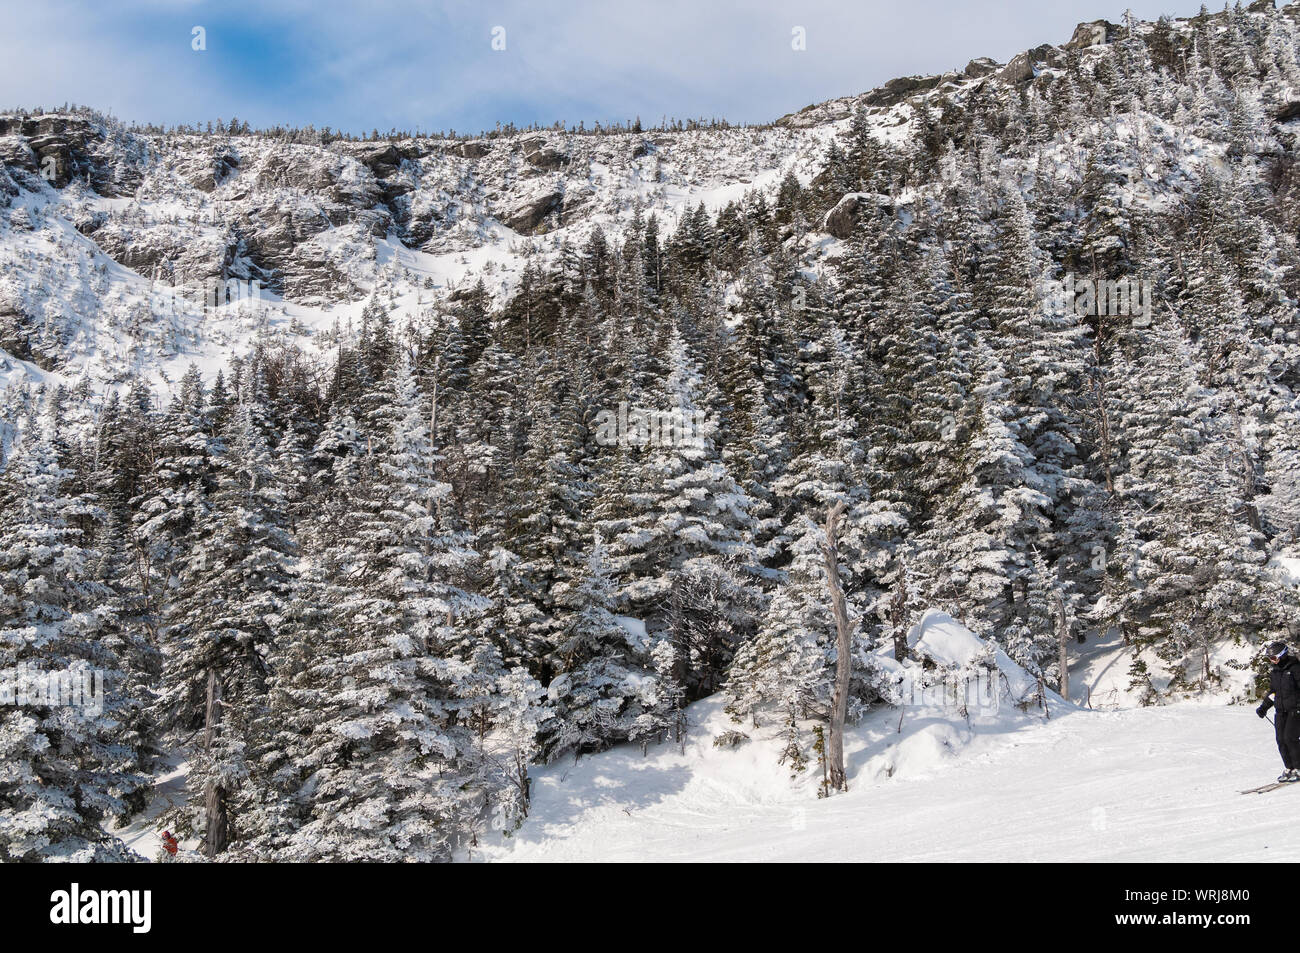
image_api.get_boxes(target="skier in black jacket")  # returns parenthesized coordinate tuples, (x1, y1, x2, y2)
(1257, 641, 1300, 782)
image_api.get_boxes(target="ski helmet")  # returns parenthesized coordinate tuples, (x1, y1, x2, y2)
(1267, 641, 1288, 660)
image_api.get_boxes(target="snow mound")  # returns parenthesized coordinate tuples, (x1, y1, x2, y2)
(903, 607, 1052, 707)
(908, 608, 990, 664)
(1269, 553, 1300, 588)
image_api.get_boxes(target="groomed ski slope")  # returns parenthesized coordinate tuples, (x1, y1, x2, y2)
(479, 700, 1299, 863)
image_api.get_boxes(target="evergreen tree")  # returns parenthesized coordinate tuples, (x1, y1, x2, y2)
(0, 429, 149, 861)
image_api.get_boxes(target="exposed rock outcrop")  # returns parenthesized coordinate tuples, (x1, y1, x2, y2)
(493, 180, 561, 235)
(184, 148, 241, 193)
(0, 114, 137, 195)
(454, 141, 492, 159)
(1066, 20, 1116, 49)
(498, 183, 563, 234)
(520, 136, 568, 171)
(93, 223, 236, 286)
(823, 192, 892, 240)
(353, 141, 403, 176)
(0, 286, 45, 368)
(861, 73, 954, 109)
(997, 44, 1062, 84)
(964, 57, 1000, 78)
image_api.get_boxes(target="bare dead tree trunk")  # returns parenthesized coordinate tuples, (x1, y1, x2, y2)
(203, 668, 219, 751)
(890, 563, 909, 662)
(512, 751, 531, 818)
(1233, 411, 1262, 534)
(1053, 590, 1070, 704)
(203, 669, 229, 858)
(822, 501, 852, 794)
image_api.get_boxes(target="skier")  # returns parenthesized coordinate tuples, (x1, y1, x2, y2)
(160, 830, 179, 857)
(1256, 641, 1300, 782)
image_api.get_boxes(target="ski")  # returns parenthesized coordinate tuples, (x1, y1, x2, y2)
(1240, 781, 1298, 794)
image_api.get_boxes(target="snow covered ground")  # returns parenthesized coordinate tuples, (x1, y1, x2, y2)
(107, 759, 191, 861)
(478, 698, 1297, 863)
(475, 612, 1295, 863)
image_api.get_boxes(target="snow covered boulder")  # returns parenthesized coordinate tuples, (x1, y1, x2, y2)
(997, 44, 1061, 85)
(712, 729, 750, 749)
(822, 191, 891, 239)
(1269, 553, 1300, 587)
(875, 608, 1065, 718)
(860, 73, 950, 109)
(453, 140, 492, 159)
(352, 141, 403, 176)
(520, 135, 568, 171)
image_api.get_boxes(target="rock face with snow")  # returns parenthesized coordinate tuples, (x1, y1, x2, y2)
(823, 191, 892, 239)
(0, 114, 138, 193)
(998, 44, 1064, 84)
(860, 73, 956, 109)
(1066, 20, 1116, 50)
(497, 181, 565, 234)
(2, 1, 1297, 424)
(963, 56, 1000, 78)
(1, 2, 1296, 401)
(519, 135, 569, 171)
(0, 107, 850, 391)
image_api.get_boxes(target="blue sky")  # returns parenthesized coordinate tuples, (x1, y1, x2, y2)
(2, 0, 1211, 135)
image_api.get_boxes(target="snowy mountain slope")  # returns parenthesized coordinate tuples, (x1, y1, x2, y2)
(0, 8, 1234, 403)
(100, 611, 1290, 864)
(1, 6, 1280, 410)
(480, 698, 1295, 863)
(475, 610, 1082, 861)
(0, 5, 1286, 412)
(0, 114, 843, 403)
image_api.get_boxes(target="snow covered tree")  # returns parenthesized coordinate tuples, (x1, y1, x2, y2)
(0, 428, 149, 861)
(543, 532, 657, 758)
(155, 392, 296, 857)
(258, 355, 488, 861)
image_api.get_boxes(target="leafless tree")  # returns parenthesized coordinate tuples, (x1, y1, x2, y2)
(822, 501, 852, 793)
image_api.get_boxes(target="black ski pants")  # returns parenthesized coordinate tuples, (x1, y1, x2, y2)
(1277, 708, 1300, 770)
